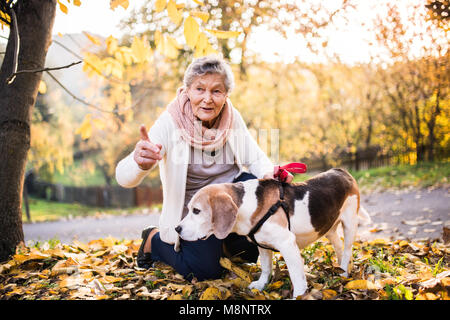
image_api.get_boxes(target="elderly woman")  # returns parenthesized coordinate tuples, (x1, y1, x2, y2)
(115, 56, 292, 281)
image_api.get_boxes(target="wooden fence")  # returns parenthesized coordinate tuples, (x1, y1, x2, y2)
(305, 150, 423, 172)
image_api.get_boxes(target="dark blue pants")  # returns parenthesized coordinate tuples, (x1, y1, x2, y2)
(149, 172, 259, 281)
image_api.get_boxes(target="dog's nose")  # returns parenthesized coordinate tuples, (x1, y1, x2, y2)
(175, 225, 182, 234)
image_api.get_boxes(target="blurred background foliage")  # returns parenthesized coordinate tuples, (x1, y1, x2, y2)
(16, 0, 449, 187)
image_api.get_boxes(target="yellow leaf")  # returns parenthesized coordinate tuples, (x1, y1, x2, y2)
(72, 240, 89, 252)
(83, 52, 104, 77)
(91, 250, 107, 258)
(192, 0, 204, 5)
(103, 57, 124, 79)
(102, 275, 123, 283)
(57, 0, 68, 14)
(106, 35, 118, 55)
(322, 289, 337, 300)
(51, 260, 79, 276)
(345, 279, 377, 290)
(45, 248, 66, 259)
(165, 36, 181, 59)
(184, 16, 200, 49)
(249, 289, 266, 300)
(219, 257, 253, 282)
(370, 239, 387, 246)
(424, 292, 439, 300)
(38, 80, 47, 94)
(194, 32, 208, 57)
(60, 276, 84, 289)
(199, 287, 230, 300)
(13, 252, 49, 264)
(83, 31, 102, 46)
(74, 0, 82, 6)
(155, 0, 166, 12)
(206, 29, 240, 39)
(399, 240, 409, 247)
(115, 46, 134, 66)
(0, 10, 11, 25)
(167, 0, 182, 26)
(441, 277, 450, 287)
(204, 42, 218, 56)
(131, 35, 152, 63)
(200, 287, 220, 300)
(110, 0, 129, 10)
(190, 11, 209, 23)
(267, 281, 284, 290)
(228, 277, 249, 289)
(75, 114, 93, 140)
(168, 294, 183, 300)
(154, 30, 164, 54)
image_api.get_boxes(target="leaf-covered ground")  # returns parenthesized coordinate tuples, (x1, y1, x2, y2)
(0, 237, 448, 300)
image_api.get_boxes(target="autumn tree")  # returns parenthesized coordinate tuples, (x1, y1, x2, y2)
(373, 1, 450, 162)
(123, 0, 353, 76)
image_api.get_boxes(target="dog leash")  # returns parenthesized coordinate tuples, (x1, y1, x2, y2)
(274, 162, 307, 182)
(247, 162, 307, 251)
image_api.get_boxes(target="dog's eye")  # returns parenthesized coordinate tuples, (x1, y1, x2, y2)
(193, 208, 200, 215)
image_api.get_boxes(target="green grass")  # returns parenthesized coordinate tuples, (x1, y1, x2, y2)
(293, 160, 449, 193)
(51, 160, 109, 187)
(22, 196, 157, 223)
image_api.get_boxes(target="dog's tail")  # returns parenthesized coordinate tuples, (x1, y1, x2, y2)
(358, 206, 372, 225)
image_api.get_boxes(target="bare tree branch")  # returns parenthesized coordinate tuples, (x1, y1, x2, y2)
(6, 61, 82, 83)
(45, 70, 157, 114)
(51, 39, 160, 90)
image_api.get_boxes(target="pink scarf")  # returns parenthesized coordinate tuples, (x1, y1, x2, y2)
(167, 87, 234, 151)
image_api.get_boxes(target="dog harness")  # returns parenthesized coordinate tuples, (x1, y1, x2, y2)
(247, 181, 290, 251)
(247, 163, 307, 251)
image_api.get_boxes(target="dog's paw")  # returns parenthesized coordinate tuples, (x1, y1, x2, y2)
(248, 280, 266, 292)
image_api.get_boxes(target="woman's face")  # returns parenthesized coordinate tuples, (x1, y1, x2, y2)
(186, 73, 228, 128)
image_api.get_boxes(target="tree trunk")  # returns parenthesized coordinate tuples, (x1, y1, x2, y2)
(0, 0, 56, 262)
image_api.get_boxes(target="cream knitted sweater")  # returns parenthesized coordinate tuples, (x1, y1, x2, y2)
(115, 106, 273, 251)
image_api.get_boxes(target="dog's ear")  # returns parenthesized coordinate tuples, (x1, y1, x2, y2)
(210, 192, 238, 240)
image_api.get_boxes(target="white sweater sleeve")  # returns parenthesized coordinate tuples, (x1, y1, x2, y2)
(115, 111, 169, 188)
(115, 152, 153, 188)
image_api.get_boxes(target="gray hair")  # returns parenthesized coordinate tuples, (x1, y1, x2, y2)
(183, 56, 235, 93)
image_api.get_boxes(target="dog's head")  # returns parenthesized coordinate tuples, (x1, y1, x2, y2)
(176, 184, 238, 241)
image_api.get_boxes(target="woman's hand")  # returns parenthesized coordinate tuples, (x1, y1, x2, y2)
(263, 168, 294, 183)
(133, 124, 163, 170)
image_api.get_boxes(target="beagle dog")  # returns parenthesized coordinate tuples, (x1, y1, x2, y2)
(176, 168, 371, 298)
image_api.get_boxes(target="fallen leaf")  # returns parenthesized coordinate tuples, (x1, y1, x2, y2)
(102, 275, 123, 283)
(322, 289, 337, 300)
(370, 239, 387, 246)
(13, 252, 49, 264)
(200, 287, 222, 300)
(219, 257, 252, 282)
(345, 279, 377, 290)
(267, 281, 284, 290)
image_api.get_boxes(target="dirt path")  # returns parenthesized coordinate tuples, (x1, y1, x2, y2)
(23, 187, 449, 245)
(358, 186, 449, 242)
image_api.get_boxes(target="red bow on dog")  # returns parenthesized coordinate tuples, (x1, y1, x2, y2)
(274, 162, 307, 182)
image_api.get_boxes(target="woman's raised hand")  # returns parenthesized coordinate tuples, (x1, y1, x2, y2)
(133, 124, 163, 170)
